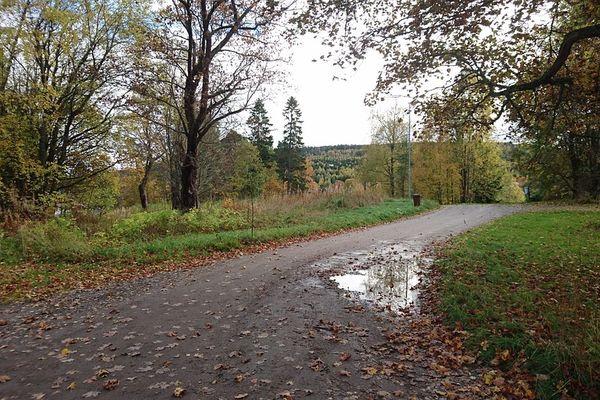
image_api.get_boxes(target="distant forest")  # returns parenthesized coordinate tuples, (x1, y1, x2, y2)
(305, 145, 367, 190)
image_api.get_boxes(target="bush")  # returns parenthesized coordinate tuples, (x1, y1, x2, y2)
(109, 204, 248, 241)
(17, 218, 91, 261)
(110, 210, 179, 240)
(0, 230, 22, 264)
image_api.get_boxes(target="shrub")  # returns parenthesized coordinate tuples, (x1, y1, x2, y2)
(110, 210, 179, 240)
(17, 218, 91, 261)
(109, 204, 249, 241)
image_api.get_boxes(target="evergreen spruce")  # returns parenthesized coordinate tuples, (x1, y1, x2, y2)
(276, 97, 307, 193)
(246, 99, 275, 165)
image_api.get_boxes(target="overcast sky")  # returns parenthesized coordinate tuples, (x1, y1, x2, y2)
(259, 36, 410, 147)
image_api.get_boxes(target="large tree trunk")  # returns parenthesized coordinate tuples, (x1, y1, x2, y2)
(139, 183, 149, 210)
(138, 158, 153, 211)
(180, 138, 199, 210)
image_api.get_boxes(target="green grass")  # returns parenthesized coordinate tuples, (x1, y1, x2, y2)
(437, 210, 600, 399)
(0, 196, 437, 301)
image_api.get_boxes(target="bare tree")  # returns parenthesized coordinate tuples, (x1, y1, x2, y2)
(135, 0, 287, 210)
(371, 108, 409, 197)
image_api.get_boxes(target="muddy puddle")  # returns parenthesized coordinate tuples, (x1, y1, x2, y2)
(317, 242, 431, 313)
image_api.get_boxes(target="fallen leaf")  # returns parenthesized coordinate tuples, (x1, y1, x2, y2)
(38, 321, 51, 330)
(234, 394, 248, 399)
(0, 375, 10, 383)
(429, 362, 450, 375)
(277, 390, 294, 399)
(96, 369, 109, 378)
(173, 387, 186, 398)
(309, 358, 324, 372)
(363, 367, 378, 376)
(339, 352, 351, 361)
(103, 379, 119, 391)
(67, 382, 76, 390)
(482, 371, 495, 385)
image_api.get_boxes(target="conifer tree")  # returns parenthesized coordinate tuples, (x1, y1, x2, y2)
(276, 97, 306, 193)
(246, 99, 274, 165)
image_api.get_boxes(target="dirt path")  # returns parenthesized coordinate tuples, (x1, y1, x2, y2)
(0, 205, 520, 400)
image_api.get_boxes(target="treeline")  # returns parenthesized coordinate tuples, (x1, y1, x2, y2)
(0, 0, 315, 218)
(355, 108, 524, 204)
(3, 91, 316, 215)
(0, 0, 596, 221)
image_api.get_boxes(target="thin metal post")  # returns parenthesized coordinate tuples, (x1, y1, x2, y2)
(407, 103, 412, 198)
(390, 95, 413, 199)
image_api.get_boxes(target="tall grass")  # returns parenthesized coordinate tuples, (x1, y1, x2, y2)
(0, 189, 424, 266)
(0, 190, 437, 300)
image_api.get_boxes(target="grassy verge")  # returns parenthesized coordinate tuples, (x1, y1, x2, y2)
(0, 196, 437, 301)
(437, 210, 600, 399)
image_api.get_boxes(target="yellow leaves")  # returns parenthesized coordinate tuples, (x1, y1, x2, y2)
(363, 366, 378, 376)
(67, 382, 76, 390)
(490, 349, 511, 366)
(482, 371, 496, 385)
(173, 387, 185, 398)
(60, 347, 71, 357)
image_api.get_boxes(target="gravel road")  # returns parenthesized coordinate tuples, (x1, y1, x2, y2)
(0, 204, 520, 400)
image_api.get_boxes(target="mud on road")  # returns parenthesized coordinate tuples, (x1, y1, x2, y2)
(0, 205, 520, 400)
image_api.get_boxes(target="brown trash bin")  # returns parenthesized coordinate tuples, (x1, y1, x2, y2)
(412, 193, 421, 207)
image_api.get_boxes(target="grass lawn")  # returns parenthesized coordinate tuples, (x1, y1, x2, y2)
(437, 210, 600, 399)
(0, 196, 437, 301)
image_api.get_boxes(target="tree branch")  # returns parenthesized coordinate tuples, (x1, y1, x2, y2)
(492, 24, 600, 97)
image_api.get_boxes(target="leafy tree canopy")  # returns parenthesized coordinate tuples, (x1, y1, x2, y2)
(295, 0, 599, 116)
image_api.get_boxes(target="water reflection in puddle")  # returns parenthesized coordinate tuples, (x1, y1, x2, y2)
(329, 245, 428, 312)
